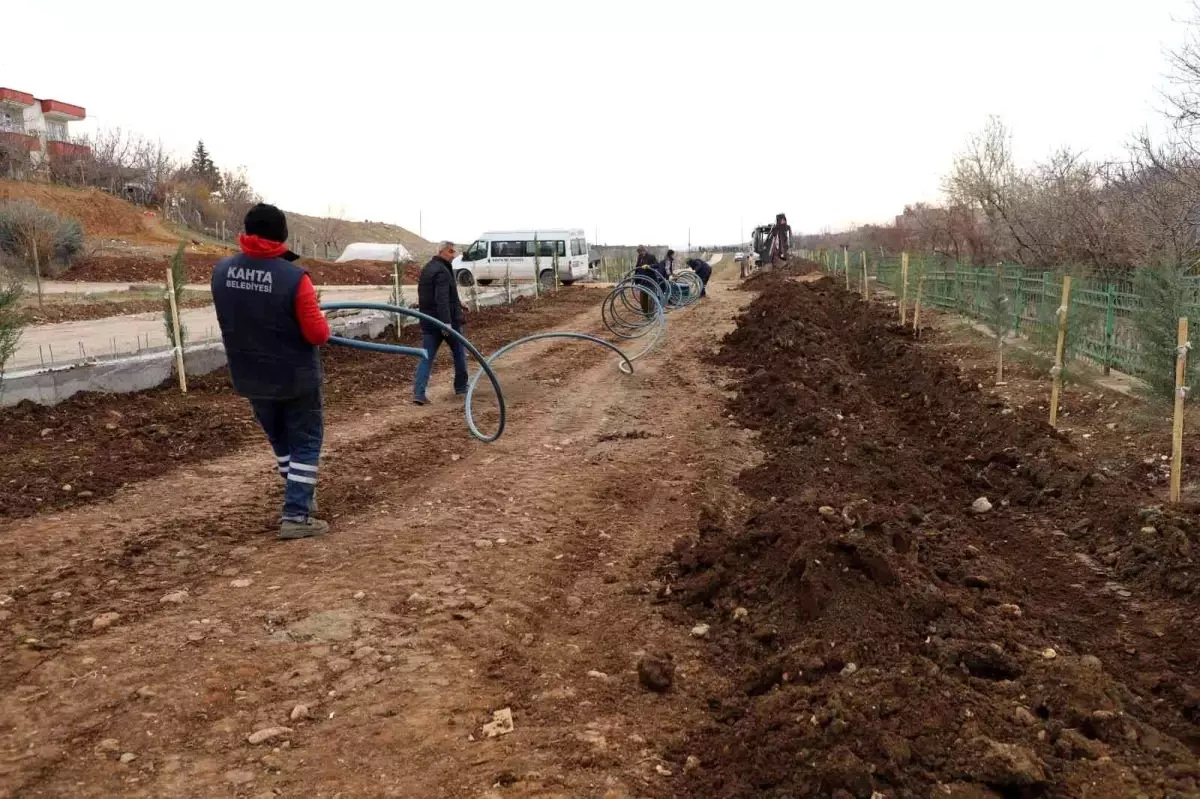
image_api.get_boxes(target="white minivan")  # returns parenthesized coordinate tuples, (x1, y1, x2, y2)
(454, 229, 589, 290)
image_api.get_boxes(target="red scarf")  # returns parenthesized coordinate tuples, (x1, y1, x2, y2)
(239, 234, 289, 259)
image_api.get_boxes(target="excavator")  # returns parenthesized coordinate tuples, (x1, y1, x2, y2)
(745, 213, 791, 277)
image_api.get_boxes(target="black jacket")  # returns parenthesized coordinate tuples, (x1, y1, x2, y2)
(687, 258, 712, 281)
(633, 264, 668, 291)
(417, 256, 463, 332)
(635, 252, 656, 269)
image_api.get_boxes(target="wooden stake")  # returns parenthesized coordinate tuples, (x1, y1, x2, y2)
(391, 255, 403, 339)
(1171, 317, 1189, 503)
(900, 252, 909, 325)
(912, 265, 925, 337)
(31, 231, 43, 309)
(861, 251, 869, 301)
(1048, 276, 1072, 427)
(166, 264, 188, 393)
(843, 247, 850, 290)
(996, 262, 1005, 383)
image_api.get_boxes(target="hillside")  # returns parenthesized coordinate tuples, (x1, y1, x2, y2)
(283, 211, 435, 262)
(0, 180, 434, 263)
(0, 180, 179, 247)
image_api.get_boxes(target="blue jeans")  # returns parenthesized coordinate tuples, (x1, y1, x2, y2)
(413, 325, 468, 400)
(249, 389, 324, 521)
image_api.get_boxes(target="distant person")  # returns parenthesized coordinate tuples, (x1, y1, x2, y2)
(413, 241, 469, 405)
(633, 251, 666, 315)
(686, 257, 712, 296)
(651, 252, 671, 282)
(211, 203, 332, 540)
(770, 213, 792, 265)
(663, 249, 676, 276)
(635, 245, 656, 269)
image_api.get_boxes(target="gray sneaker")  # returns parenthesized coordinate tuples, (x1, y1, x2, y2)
(279, 517, 330, 540)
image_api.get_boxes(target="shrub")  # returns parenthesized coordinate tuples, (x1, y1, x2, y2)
(1030, 274, 1101, 382)
(0, 279, 23, 385)
(981, 266, 1012, 381)
(0, 201, 84, 278)
(1132, 262, 1199, 402)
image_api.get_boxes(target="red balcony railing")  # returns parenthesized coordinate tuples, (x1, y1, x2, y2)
(46, 140, 90, 158)
(0, 130, 41, 152)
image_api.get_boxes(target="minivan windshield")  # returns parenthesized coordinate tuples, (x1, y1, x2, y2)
(463, 240, 488, 262)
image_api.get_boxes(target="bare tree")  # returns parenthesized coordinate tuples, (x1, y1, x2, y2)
(1165, 1, 1200, 139)
(315, 205, 348, 259)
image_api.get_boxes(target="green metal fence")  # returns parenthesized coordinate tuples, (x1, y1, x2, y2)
(804, 249, 1200, 383)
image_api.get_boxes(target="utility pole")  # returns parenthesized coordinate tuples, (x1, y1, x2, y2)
(419, 210, 423, 238)
(687, 227, 691, 252)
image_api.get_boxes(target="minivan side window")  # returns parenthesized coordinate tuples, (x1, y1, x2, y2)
(493, 241, 525, 258)
(525, 240, 566, 258)
(463, 240, 488, 262)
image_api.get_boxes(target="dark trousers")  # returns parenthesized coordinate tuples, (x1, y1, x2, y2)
(249, 389, 324, 521)
(414, 325, 468, 399)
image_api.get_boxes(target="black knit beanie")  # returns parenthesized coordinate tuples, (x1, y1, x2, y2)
(244, 203, 289, 243)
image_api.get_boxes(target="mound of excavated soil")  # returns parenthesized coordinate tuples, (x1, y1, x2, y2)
(665, 265, 1200, 797)
(24, 297, 212, 325)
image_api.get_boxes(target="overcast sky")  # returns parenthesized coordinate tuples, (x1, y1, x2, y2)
(3, 0, 1193, 247)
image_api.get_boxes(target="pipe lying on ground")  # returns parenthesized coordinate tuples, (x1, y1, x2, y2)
(320, 270, 702, 443)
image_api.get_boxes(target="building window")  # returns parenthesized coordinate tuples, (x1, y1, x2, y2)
(0, 108, 22, 133)
(45, 121, 67, 141)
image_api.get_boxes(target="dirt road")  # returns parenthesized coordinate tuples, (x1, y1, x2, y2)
(0, 266, 751, 797)
(6, 261, 1200, 798)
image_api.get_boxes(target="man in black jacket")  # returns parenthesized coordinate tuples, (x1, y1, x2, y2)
(635, 245, 655, 269)
(686, 257, 712, 296)
(413, 241, 468, 405)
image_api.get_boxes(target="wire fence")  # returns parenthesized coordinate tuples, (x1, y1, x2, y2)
(808, 249, 1200, 383)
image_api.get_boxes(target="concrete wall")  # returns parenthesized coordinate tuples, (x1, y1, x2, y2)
(1, 286, 537, 407)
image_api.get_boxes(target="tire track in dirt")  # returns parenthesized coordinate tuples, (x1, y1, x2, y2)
(0, 301, 615, 670)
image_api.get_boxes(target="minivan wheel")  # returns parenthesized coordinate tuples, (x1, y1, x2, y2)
(456, 270, 475, 287)
(538, 270, 556, 292)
